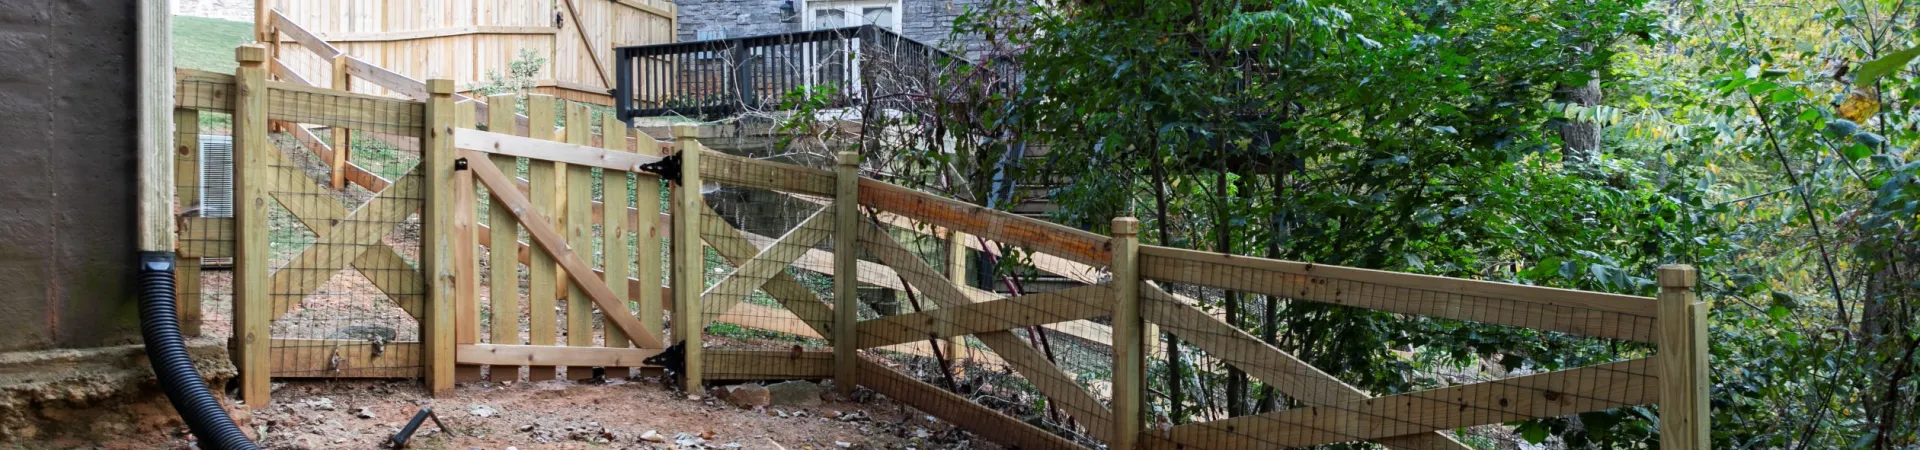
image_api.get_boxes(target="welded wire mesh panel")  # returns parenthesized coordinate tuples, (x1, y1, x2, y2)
(850, 207, 1117, 447)
(1133, 248, 1661, 449)
(262, 91, 426, 379)
(698, 182, 838, 360)
(174, 107, 230, 339)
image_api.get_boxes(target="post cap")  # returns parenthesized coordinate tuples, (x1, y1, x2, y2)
(426, 79, 456, 95)
(672, 124, 700, 139)
(837, 152, 859, 166)
(234, 45, 267, 63)
(1112, 217, 1140, 236)
(1658, 264, 1697, 288)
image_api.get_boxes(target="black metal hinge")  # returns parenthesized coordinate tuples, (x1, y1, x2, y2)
(637, 151, 682, 181)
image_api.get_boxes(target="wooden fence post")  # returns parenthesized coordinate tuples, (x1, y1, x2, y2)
(328, 55, 351, 189)
(1658, 264, 1708, 450)
(833, 151, 860, 396)
(943, 230, 969, 361)
(671, 125, 705, 393)
(1110, 217, 1143, 450)
(423, 79, 458, 395)
(232, 44, 272, 409)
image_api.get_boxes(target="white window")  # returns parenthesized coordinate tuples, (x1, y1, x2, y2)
(803, 0, 901, 31)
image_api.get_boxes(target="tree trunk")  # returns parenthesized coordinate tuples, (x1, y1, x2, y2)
(1555, 70, 1602, 166)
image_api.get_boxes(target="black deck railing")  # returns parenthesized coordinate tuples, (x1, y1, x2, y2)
(615, 25, 966, 121)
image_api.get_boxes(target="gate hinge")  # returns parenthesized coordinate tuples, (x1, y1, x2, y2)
(642, 340, 687, 379)
(637, 151, 682, 181)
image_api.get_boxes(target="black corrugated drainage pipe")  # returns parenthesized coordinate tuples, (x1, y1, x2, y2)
(138, 252, 260, 450)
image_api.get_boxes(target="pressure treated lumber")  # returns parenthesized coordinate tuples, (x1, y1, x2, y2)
(858, 177, 1109, 266)
(464, 150, 663, 350)
(670, 125, 705, 392)
(458, 344, 662, 368)
(423, 79, 457, 395)
(1137, 245, 1658, 343)
(1110, 218, 1143, 450)
(860, 221, 1114, 442)
(857, 359, 1083, 450)
(1145, 359, 1658, 449)
(855, 284, 1113, 349)
(232, 44, 272, 408)
(1139, 284, 1468, 449)
(833, 152, 860, 395)
(1658, 265, 1709, 450)
(269, 339, 423, 378)
(524, 95, 560, 381)
(707, 350, 834, 380)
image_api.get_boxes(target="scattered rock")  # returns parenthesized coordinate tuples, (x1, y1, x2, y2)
(639, 430, 667, 443)
(836, 441, 853, 448)
(713, 384, 771, 409)
(469, 404, 497, 418)
(352, 407, 376, 419)
(519, 424, 536, 432)
(303, 397, 335, 411)
(766, 381, 826, 407)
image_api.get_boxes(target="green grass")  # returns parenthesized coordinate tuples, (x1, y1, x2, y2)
(173, 15, 254, 74)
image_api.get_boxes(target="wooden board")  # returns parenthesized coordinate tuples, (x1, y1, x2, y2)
(1138, 245, 1658, 343)
(858, 178, 1109, 266)
(701, 151, 838, 197)
(233, 46, 273, 408)
(266, 81, 425, 137)
(856, 284, 1113, 350)
(601, 111, 636, 376)
(465, 149, 662, 349)
(562, 103, 597, 381)
(269, 9, 341, 59)
(269, 339, 424, 379)
(524, 95, 559, 381)
(1139, 284, 1469, 449)
(454, 128, 663, 173)
(700, 210, 834, 318)
(457, 344, 662, 368)
(857, 359, 1085, 450)
(859, 221, 1115, 442)
(1145, 359, 1658, 449)
(706, 349, 834, 380)
(484, 94, 523, 362)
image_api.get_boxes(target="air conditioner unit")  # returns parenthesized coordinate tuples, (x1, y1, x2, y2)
(198, 135, 234, 219)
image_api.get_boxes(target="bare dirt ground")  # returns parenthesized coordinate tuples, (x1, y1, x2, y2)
(95, 375, 997, 450)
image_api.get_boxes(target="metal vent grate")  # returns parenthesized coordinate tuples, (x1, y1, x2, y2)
(199, 135, 234, 218)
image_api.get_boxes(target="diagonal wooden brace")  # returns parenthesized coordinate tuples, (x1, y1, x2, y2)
(464, 150, 664, 349)
(700, 209, 833, 319)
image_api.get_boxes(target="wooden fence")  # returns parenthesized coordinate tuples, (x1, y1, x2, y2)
(171, 43, 1709, 450)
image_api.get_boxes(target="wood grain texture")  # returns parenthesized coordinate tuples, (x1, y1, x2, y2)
(859, 221, 1114, 442)
(706, 350, 834, 380)
(524, 95, 559, 381)
(858, 359, 1085, 450)
(562, 104, 596, 380)
(138, 0, 175, 252)
(1145, 359, 1658, 449)
(1139, 284, 1468, 449)
(466, 150, 663, 349)
(458, 344, 662, 368)
(232, 44, 272, 408)
(856, 284, 1113, 350)
(857, 178, 1109, 266)
(1138, 245, 1658, 343)
(269, 339, 423, 378)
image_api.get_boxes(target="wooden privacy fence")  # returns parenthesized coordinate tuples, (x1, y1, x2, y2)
(174, 43, 1709, 450)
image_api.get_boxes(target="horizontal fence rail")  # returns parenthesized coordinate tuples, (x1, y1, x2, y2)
(613, 25, 965, 120)
(173, 51, 1708, 449)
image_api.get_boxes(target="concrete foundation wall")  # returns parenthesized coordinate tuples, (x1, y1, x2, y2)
(0, 0, 143, 352)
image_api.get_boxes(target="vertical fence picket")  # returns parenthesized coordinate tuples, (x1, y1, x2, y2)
(833, 151, 859, 396)
(563, 102, 596, 381)
(484, 94, 522, 381)
(601, 111, 634, 377)
(1659, 265, 1709, 450)
(525, 94, 560, 381)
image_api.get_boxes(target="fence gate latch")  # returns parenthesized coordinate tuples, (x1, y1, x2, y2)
(637, 151, 682, 181)
(453, 157, 469, 171)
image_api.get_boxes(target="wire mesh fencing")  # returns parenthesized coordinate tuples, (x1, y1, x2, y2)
(260, 88, 428, 378)
(1132, 246, 1662, 449)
